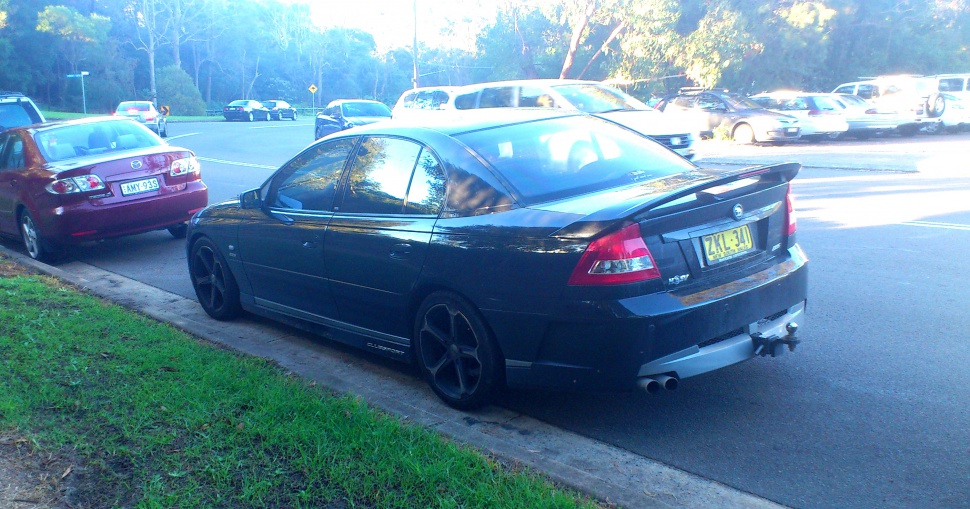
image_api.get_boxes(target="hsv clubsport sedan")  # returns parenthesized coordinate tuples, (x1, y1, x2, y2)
(187, 110, 807, 409)
(0, 117, 207, 261)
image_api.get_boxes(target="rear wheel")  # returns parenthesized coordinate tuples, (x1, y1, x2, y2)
(927, 94, 946, 118)
(264, 112, 270, 121)
(189, 237, 241, 320)
(167, 223, 188, 238)
(247, 112, 254, 122)
(159, 121, 168, 138)
(414, 292, 503, 410)
(733, 123, 756, 144)
(291, 111, 298, 121)
(19, 211, 56, 262)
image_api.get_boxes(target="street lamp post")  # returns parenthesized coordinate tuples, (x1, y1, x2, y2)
(66, 71, 90, 114)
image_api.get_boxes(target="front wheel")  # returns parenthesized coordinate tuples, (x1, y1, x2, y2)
(291, 111, 298, 121)
(189, 237, 242, 320)
(264, 112, 270, 121)
(247, 112, 254, 122)
(159, 121, 168, 138)
(732, 123, 756, 144)
(414, 291, 503, 410)
(20, 211, 56, 262)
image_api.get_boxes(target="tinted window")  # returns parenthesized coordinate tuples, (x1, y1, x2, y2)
(479, 87, 516, 108)
(519, 86, 555, 108)
(405, 149, 446, 215)
(834, 86, 855, 95)
(454, 92, 478, 109)
(857, 84, 877, 99)
(697, 95, 725, 111)
(457, 116, 693, 205)
(0, 133, 24, 170)
(671, 96, 695, 108)
(35, 120, 163, 162)
(269, 138, 356, 211)
(0, 102, 41, 130)
(938, 78, 965, 92)
(339, 137, 421, 214)
(228, 100, 248, 106)
(552, 84, 646, 113)
(341, 102, 391, 117)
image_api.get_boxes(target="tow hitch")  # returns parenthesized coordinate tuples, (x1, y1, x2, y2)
(752, 323, 800, 357)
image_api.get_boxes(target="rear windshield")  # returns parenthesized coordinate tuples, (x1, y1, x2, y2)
(35, 120, 164, 162)
(117, 102, 151, 112)
(456, 116, 694, 205)
(341, 102, 391, 117)
(0, 102, 44, 131)
(551, 84, 647, 113)
(228, 100, 249, 106)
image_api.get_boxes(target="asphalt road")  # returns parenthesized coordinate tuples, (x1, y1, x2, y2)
(12, 120, 970, 508)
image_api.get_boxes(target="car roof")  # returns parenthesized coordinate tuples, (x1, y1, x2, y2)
(345, 109, 584, 137)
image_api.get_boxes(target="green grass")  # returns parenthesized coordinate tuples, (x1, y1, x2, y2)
(0, 267, 605, 508)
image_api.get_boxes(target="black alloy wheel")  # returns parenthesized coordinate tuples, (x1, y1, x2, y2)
(189, 237, 241, 320)
(247, 112, 254, 122)
(415, 292, 502, 410)
(264, 112, 270, 121)
(19, 210, 55, 262)
(291, 111, 298, 121)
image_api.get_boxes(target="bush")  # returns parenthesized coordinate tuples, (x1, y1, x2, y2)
(156, 66, 206, 116)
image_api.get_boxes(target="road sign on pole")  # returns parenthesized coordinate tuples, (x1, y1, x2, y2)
(66, 71, 90, 114)
(308, 84, 318, 112)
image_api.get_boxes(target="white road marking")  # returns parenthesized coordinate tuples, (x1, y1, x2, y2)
(250, 124, 308, 129)
(165, 132, 200, 141)
(903, 220, 970, 231)
(197, 157, 277, 169)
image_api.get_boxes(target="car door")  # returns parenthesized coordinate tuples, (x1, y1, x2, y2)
(324, 136, 446, 341)
(237, 137, 357, 320)
(696, 93, 731, 131)
(0, 133, 25, 235)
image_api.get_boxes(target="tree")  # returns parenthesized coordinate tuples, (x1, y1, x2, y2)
(127, 0, 171, 104)
(36, 5, 111, 74)
(156, 64, 206, 114)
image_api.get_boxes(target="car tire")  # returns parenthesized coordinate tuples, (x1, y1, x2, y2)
(189, 237, 242, 321)
(414, 291, 503, 410)
(167, 223, 188, 238)
(926, 93, 946, 118)
(247, 112, 254, 122)
(264, 112, 270, 121)
(159, 121, 168, 138)
(19, 210, 56, 262)
(291, 111, 298, 121)
(733, 123, 756, 144)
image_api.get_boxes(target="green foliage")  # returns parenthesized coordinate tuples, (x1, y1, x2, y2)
(156, 65, 206, 116)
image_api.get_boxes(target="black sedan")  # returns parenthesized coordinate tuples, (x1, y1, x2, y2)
(187, 110, 808, 409)
(223, 100, 270, 122)
(314, 99, 391, 139)
(263, 100, 298, 121)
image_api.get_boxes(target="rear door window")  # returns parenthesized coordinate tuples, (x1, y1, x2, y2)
(478, 87, 516, 108)
(338, 136, 422, 215)
(938, 78, 965, 92)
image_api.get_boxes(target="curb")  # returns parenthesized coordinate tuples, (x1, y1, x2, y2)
(1, 244, 789, 509)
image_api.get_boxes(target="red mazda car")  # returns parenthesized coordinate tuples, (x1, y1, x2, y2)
(0, 116, 207, 261)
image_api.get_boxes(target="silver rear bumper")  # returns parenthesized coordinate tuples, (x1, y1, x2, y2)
(638, 301, 806, 379)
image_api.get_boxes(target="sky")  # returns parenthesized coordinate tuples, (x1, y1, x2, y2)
(308, 0, 506, 51)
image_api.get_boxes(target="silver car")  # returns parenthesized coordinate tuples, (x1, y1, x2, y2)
(114, 101, 167, 137)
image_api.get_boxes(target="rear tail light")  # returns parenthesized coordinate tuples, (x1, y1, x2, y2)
(785, 184, 797, 236)
(865, 108, 878, 114)
(145, 115, 155, 121)
(170, 156, 200, 176)
(568, 222, 660, 285)
(808, 109, 821, 116)
(46, 175, 106, 194)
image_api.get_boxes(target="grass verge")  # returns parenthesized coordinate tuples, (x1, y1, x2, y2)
(0, 255, 606, 508)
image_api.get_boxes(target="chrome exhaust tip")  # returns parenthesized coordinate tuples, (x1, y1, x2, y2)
(637, 377, 661, 394)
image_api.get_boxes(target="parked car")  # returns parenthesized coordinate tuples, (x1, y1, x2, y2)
(832, 76, 944, 136)
(0, 117, 207, 262)
(926, 73, 970, 101)
(827, 93, 901, 139)
(314, 99, 391, 139)
(223, 100, 270, 122)
(263, 100, 298, 121)
(923, 93, 970, 134)
(422, 80, 696, 159)
(0, 92, 45, 133)
(391, 86, 460, 121)
(655, 89, 801, 143)
(186, 109, 808, 409)
(749, 92, 849, 141)
(113, 100, 168, 137)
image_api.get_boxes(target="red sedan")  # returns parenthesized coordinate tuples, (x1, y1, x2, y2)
(0, 117, 207, 261)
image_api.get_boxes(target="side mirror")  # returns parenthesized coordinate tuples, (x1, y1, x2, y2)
(239, 188, 262, 209)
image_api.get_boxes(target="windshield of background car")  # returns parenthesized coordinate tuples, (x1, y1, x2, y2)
(552, 84, 648, 113)
(342, 102, 391, 117)
(263, 101, 279, 108)
(35, 121, 164, 162)
(456, 116, 694, 205)
(721, 94, 763, 110)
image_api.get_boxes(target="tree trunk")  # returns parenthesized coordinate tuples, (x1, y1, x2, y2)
(172, 0, 182, 69)
(560, 0, 597, 79)
(577, 21, 624, 79)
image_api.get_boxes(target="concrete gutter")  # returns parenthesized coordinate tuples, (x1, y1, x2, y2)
(2, 245, 789, 509)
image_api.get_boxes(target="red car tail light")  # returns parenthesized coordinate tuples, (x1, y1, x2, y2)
(568, 222, 660, 285)
(170, 156, 200, 177)
(45, 175, 106, 194)
(785, 184, 797, 236)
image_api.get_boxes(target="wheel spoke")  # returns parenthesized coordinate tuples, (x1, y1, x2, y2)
(453, 360, 468, 396)
(421, 321, 450, 349)
(426, 353, 450, 377)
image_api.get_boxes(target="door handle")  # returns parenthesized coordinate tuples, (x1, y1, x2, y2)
(390, 243, 412, 259)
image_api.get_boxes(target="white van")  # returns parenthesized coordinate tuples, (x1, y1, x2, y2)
(832, 75, 944, 135)
(391, 86, 459, 121)
(447, 79, 695, 160)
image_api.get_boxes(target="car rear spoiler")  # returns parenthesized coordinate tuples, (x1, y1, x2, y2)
(551, 162, 801, 239)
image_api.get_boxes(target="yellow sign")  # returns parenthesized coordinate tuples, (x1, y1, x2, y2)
(160, 105, 170, 116)
(308, 84, 318, 94)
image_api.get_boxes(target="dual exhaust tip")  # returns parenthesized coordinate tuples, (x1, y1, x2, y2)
(637, 374, 678, 394)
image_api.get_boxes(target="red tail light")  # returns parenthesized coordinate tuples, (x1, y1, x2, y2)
(786, 184, 797, 236)
(568, 222, 660, 285)
(808, 109, 821, 116)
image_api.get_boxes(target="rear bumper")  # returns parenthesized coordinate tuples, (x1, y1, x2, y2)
(502, 246, 809, 392)
(38, 182, 208, 243)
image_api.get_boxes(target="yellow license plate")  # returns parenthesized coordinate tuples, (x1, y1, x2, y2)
(703, 224, 754, 263)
